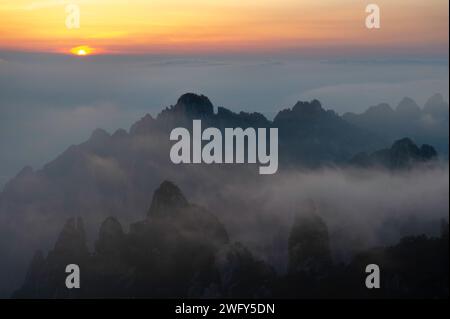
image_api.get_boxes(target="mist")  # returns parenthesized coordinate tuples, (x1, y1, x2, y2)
(182, 165, 448, 270)
(0, 52, 448, 188)
(1, 159, 448, 296)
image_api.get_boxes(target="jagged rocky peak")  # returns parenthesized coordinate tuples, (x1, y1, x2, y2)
(176, 93, 214, 116)
(129, 113, 155, 135)
(53, 217, 88, 255)
(396, 97, 421, 115)
(86, 128, 112, 149)
(273, 99, 327, 122)
(217, 106, 234, 117)
(98, 216, 124, 236)
(158, 93, 214, 120)
(95, 216, 125, 255)
(390, 138, 425, 157)
(112, 128, 128, 139)
(138, 180, 230, 247)
(90, 128, 110, 142)
(148, 180, 189, 217)
(391, 137, 419, 151)
(292, 99, 323, 115)
(216, 106, 269, 124)
(351, 138, 438, 169)
(390, 137, 437, 161)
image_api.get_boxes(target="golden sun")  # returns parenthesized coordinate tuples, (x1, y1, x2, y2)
(70, 45, 94, 56)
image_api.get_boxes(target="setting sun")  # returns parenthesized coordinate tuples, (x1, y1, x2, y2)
(70, 45, 94, 56)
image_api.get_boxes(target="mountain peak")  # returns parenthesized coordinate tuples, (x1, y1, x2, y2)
(366, 103, 395, 116)
(98, 217, 123, 238)
(391, 137, 416, 148)
(148, 180, 189, 217)
(53, 217, 88, 255)
(175, 93, 214, 117)
(273, 99, 327, 123)
(112, 128, 128, 139)
(95, 217, 125, 255)
(129, 113, 155, 135)
(396, 97, 421, 114)
(390, 138, 437, 160)
(351, 138, 438, 169)
(292, 99, 323, 114)
(389, 138, 437, 168)
(177, 93, 213, 107)
(89, 128, 110, 142)
(424, 93, 448, 115)
(156, 93, 214, 122)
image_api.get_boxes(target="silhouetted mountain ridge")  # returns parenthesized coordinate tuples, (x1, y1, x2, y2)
(14, 181, 272, 298)
(343, 93, 449, 155)
(351, 138, 438, 169)
(13, 181, 448, 298)
(1, 92, 447, 297)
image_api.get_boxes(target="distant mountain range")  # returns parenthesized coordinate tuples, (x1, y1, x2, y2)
(2, 93, 445, 228)
(0, 93, 447, 297)
(130, 93, 387, 166)
(343, 93, 449, 155)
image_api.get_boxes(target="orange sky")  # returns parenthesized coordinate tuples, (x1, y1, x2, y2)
(0, 0, 448, 55)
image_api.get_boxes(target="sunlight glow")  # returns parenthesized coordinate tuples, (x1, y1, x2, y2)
(0, 0, 447, 54)
(70, 45, 94, 56)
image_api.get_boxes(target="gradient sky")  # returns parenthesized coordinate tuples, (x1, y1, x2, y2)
(0, 0, 448, 55)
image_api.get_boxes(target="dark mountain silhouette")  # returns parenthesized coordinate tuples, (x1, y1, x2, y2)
(13, 181, 274, 298)
(95, 216, 125, 256)
(14, 182, 448, 298)
(1, 93, 447, 297)
(274, 99, 385, 166)
(343, 94, 449, 155)
(131, 93, 385, 167)
(12, 218, 90, 298)
(350, 138, 438, 169)
(338, 220, 449, 299)
(288, 203, 332, 277)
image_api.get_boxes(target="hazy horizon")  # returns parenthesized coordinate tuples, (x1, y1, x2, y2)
(0, 51, 448, 188)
